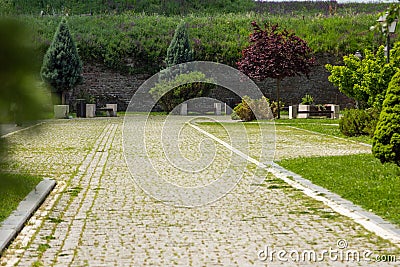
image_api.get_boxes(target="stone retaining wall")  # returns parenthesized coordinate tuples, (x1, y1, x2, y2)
(70, 56, 354, 112)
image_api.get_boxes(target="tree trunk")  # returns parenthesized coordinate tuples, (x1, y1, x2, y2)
(276, 78, 281, 119)
(61, 91, 66, 105)
(51, 91, 62, 105)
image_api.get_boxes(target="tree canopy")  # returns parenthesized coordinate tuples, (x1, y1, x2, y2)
(237, 21, 315, 118)
(165, 20, 193, 67)
(151, 21, 211, 112)
(326, 44, 400, 109)
(372, 70, 400, 166)
(237, 22, 315, 81)
(40, 17, 82, 104)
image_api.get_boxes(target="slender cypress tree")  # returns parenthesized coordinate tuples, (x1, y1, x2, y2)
(41, 17, 82, 104)
(151, 20, 211, 112)
(165, 20, 193, 67)
(372, 71, 400, 166)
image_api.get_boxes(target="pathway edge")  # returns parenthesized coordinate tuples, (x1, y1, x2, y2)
(189, 122, 400, 248)
(0, 178, 56, 255)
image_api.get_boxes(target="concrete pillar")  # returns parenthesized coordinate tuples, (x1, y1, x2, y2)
(86, 104, 96, 118)
(180, 103, 188, 116)
(330, 104, 340, 119)
(289, 105, 298, 119)
(54, 105, 69, 119)
(297, 104, 310, 119)
(214, 103, 221, 116)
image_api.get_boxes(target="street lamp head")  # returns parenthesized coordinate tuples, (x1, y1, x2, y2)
(377, 12, 398, 33)
(388, 19, 398, 33)
(377, 13, 387, 24)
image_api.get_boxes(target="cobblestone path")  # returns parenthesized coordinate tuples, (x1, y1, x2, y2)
(0, 116, 399, 266)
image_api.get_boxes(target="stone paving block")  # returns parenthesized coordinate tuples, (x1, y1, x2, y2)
(1, 117, 400, 266)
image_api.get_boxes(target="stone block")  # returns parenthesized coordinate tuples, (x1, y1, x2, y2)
(86, 104, 96, 118)
(180, 103, 188, 116)
(297, 104, 310, 118)
(105, 104, 117, 117)
(214, 103, 222, 116)
(289, 105, 298, 119)
(54, 105, 69, 119)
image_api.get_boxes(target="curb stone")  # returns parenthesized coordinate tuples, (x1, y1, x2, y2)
(0, 178, 56, 255)
(0, 122, 45, 139)
(270, 163, 400, 246)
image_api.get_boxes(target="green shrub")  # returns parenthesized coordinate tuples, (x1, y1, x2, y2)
(269, 100, 283, 118)
(372, 71, 400, 166)
(339, 108, 379, 137)
(232, 96, 273, 122)
(230, 110, 240, 120)
(363, 108, 380, 137)
(150, 71, 213, 112)
(233, 102, 253, 121)
(20, 12, 381, 74)
(149, 20, 214, 112)
(301, 94, 314, 105)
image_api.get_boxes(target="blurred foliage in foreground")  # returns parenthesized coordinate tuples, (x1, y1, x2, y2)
(0, 18, 51, 154)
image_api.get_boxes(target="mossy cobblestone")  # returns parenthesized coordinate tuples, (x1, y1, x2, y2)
(0, 116, 398, 266)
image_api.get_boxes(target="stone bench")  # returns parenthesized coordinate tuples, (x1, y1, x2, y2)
(289, 104, 339, 119)
(97, 104, 117, 117)
(180, 102, 223, 116)
(54, 105, 69, 119)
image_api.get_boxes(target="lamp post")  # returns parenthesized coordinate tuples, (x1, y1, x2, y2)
(377, 13, 398, 63)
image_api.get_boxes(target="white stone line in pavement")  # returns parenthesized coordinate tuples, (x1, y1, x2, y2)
(53, 124, 118, 265)
(188, 122, 271, 169)
(2, 123, 118, 266)
(71, 123, 114, 184)
(188, 122, 400, 248)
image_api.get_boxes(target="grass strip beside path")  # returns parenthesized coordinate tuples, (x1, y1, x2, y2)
(0, 173, 42, 223)
(274, 118, 373, 144)
(279, 154, 400, 226)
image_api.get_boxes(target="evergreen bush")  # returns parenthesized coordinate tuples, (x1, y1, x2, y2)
(165, 21, 193, 67)
(40, 17, 82, 104)
(151, 21, 213, 112)
(372, 71, 400, 166)
(339, 108, 379, 137)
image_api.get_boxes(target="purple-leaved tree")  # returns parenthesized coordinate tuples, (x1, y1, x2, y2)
(237, 22, 315, 118)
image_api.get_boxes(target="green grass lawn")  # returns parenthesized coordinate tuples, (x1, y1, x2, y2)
(279, 154, 400, 226)
(198, 118, 399, 226)
(0, 173, 42, 223)
(274, 118, 373, 144)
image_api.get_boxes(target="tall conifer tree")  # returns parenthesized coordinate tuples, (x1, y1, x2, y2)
(41, 18, 82, 104)
(373, 71, 400, 166)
